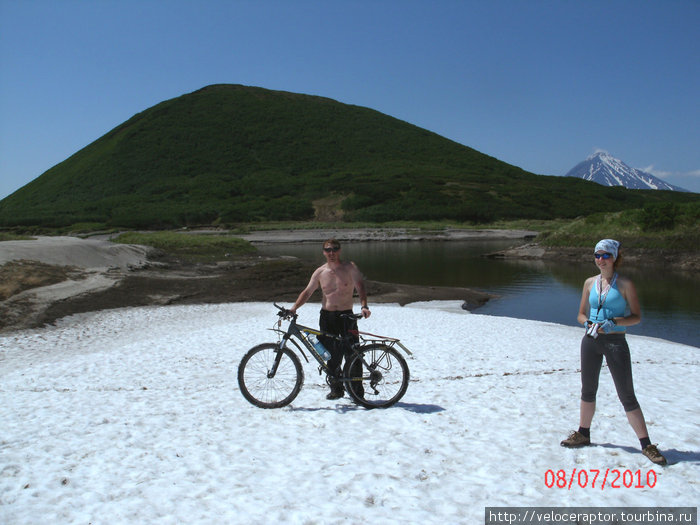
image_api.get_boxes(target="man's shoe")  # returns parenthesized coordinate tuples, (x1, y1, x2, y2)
(642, 444, 667, 466)
(326, 389, 344, 400)
(560, 430, 591, 448)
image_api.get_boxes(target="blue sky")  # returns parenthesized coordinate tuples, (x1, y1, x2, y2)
(1, 0, 699, 199)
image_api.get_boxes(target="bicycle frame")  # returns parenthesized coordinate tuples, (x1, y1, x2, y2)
(271, 317, 336, 372)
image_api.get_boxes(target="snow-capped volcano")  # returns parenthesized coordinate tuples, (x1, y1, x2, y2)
(565, 151, 688, 191)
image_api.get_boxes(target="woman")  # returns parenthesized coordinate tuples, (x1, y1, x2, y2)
(560, 239, 667, 465)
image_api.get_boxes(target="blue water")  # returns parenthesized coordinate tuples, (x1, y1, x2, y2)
(256, 240, 699, 348)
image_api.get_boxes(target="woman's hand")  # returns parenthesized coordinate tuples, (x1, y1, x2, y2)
(599, 319, 616, 333)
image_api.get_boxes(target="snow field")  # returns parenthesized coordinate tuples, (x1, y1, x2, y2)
(1, 302, 698, 524)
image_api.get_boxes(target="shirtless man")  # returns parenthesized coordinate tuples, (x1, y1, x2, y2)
(290, 239, 371, 399)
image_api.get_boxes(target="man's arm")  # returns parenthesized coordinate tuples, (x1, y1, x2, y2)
(290, 268, 321, 313)
(350, 262, 371, 318)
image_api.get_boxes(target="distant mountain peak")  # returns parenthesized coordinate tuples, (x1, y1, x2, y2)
(566, 151, 688, 192)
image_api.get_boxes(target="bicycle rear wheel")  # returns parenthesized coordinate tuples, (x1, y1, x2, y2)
(238, 343, 304, 408)
(344, 343, 409, 409)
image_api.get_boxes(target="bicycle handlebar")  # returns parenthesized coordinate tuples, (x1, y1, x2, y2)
(273, 302, 363, 321)
(273, 302, 296, 320)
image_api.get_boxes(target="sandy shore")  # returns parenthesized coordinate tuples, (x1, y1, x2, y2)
(2, 229, 534, 332)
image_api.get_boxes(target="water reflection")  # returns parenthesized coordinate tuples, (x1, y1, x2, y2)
(255, 240, 699, 347)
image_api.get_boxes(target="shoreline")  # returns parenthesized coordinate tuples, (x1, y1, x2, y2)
(488, 242, 700, 272)
(236, 227, 538, 244)
(1, 229, 518, 333)
(2, 228, 697, 333)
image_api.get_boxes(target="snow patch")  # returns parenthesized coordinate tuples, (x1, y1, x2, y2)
(1, 302, 697, 523)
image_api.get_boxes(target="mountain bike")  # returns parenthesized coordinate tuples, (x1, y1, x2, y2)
(237, 303, 411, 409)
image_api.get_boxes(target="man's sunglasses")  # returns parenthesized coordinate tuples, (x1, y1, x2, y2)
(323, 247, 340, 253)
(594, 253, 613, 259)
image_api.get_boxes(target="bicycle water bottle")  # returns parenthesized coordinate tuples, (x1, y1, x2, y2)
(308, 334, 331, 361)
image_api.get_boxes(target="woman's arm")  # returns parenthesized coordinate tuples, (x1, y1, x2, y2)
(577, 277, 593, 325)
(616, 277, 641, 327)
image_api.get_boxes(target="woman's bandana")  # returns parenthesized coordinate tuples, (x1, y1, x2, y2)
(594, 239, 620, 259)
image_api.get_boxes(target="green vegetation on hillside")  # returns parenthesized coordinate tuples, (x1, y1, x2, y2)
(1, 84, 697, 229)
(538, 201, 699, 251)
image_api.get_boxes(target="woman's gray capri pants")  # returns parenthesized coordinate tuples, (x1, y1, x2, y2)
(580, 333, 640, 412)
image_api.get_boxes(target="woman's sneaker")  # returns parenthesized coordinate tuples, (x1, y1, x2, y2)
(642, 444, 667, 466)
(560, 430, 591, 448)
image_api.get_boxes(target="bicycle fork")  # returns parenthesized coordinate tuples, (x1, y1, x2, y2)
(267, 340, 288, 378)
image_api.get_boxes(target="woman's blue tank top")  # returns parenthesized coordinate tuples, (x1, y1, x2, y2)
(588, 276, 627, 332)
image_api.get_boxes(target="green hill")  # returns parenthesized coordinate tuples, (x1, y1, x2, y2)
(1, 84, 697, 228)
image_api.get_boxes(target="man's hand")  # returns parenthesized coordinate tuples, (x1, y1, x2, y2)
(278, 307, 294, 319)
(361, 306, 371, 319)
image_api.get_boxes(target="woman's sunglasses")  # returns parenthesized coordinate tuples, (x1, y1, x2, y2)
(594, 253, 613, 259)
(323, 247, 340, 253)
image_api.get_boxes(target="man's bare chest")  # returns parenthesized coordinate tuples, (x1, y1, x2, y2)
(319, 266, 353, 292)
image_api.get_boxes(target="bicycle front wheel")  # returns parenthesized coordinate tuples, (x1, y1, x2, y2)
(344, 343, 410, 409)
(238, 343, 304, 408)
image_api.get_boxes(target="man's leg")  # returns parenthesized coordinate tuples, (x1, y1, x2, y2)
(319, 310, 344, 399)
(342, 316, 364, 398)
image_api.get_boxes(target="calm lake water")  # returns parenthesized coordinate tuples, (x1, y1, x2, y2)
(256, 240, 699, 348)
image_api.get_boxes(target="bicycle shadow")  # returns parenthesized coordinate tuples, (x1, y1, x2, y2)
(288, 402, 445, 414)
(595, 442, 700, 465)
(288, 404, 363, 413)
(394, 402, 445, 414)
